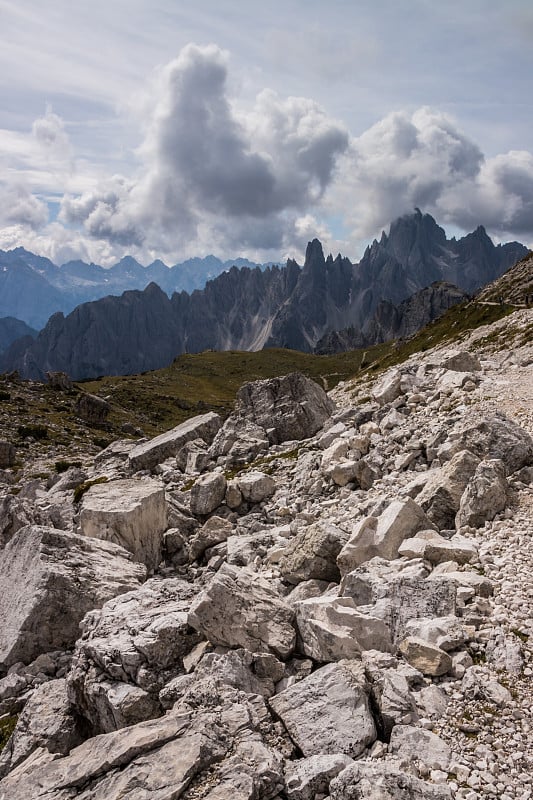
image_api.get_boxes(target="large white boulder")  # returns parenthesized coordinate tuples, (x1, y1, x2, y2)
(269, 661, 376, 757)
(188, 564, 296, 659)
(0, 526, 146, 668)
(79, 478, 167, 571)
(337, 498, 435, 574)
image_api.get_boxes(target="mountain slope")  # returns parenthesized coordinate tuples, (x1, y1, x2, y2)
(2, 212, 527, 380)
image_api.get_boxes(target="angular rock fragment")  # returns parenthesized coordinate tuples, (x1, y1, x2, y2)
(78, 478, 167, 570)
(399, 637, 452, 676)
(188, 515, 234, 561)
(295, 596, 393, 661)
(329, 760, 452, 799)
(236, 470, 276, 503)
(456, 458, 507, 528)
(234, 372, 335, 444)
(435, 412, 533, 474)
(285, 754, 354, 800)
(190, 472, 227, 516)
(0, 679, 85, 778)
(337, 499, 435, 574)
(188, 564, 296, 659)
(269, 661, 376, 757)
(279, 522, 348, 584)
(128, 412, 222, 471)
(388, 724, 452, 771)
(0, 525, 146, 668)
(416, 450, 480, 529)
(68, 577, 201, 733)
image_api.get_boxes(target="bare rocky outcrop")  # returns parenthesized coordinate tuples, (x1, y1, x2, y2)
(67, 578, 202, 733)
(2, 306, 533, 799)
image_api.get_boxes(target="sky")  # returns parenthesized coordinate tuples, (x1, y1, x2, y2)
(1, 0, 533, 266)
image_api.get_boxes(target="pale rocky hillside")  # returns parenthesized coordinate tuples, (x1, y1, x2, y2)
(0, 308, 532, 799)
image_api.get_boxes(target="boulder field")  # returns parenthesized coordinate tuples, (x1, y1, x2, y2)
(0, 318, 533, 799)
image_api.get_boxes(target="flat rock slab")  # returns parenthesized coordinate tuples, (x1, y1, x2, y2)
(0, 525, 146, 668)
(79, 478, 167, 570)
(128, 412, 222, 471)
(188, 563, 296, 659)
(269, 661, 376, 757)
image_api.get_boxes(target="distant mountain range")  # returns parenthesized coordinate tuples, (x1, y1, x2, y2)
(0, 249, 273, 329)
(1, 211, 527, 380)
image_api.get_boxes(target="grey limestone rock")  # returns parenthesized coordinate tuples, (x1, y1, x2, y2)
(234, 372, 335, 444)
(128, 412, 222, 471)
(435, 412, 533, 475)
(456, 458, 508, 528)
(190, 472, 227, 516)
(279, 522, 348, 584)
(0, 525, 146, 668)
(236, 470, 276, 503)
(0, 678, 85, 778)
(388, 725, 452, 772)
(68, 577, 201, 733)
(269, 661, 376, 757)
(329, 760, 452, 799)
(285, 754, 354, 800)
(295, 596, 393, 661)
(337, 499, 435, 574)
(78, 478, 167, 570)
(188, 563, 296, 659)
(416, 449, 480, 530)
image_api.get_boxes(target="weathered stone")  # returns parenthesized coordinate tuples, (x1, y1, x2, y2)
(128, 412, 222, 471)
(188, 564, 296, 659)
(285, 754, 354, 800)
(404, 615, 468, 652)
(234, 372, 335, 444)
(441, 350, 482, 372)
(279, 523, 347, 584)
(0, 679, 84, 779)
(78, 478, 167, 570)
(456, 458, 508, 528)
(68, 577, 201, 733)
(0, 685, 284, 800)
(372, 369, 403, 406)
(389, 725, 452, 771)
(0, 525, 145, 668)
(189, 515, 234, 561)
(399, 530, 477, 564)
(225, 480, 243, 509)
(337, 499, 435, 574)
(416, 450, 480, 529)
(399, 637, 452, 676)
(295, 596, 393, 661)
(435, 412, 533, 474)
(46, 371, 73, 390)
(190, 472, 227, 516)
(370, 668, 415, 740)
(269, 661, 375, 757)
(209, 417, 270, 465)
(329, 760, 452, 799)
(236, 470, 276, 503)
(75, 392, 110, 424)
